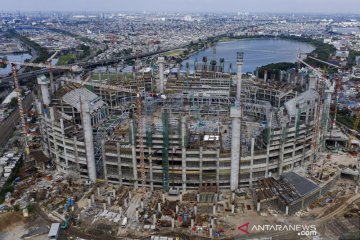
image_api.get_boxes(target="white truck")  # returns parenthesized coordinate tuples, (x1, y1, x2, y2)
(121, 217, 128, 228)
(48, 223, 60, 240)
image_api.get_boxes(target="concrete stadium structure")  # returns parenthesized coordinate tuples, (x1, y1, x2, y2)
(35, 53, 334, 192)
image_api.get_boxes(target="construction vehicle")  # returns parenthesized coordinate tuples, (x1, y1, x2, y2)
(60, 215, 74, 229)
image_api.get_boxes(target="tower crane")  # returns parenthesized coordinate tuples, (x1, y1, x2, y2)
(2, 54, 150, 188)
(0, 58, 81, 158)
(297, 57, 329, 162)
(134, 49, 147, 191)
(304, 56, 343, 136)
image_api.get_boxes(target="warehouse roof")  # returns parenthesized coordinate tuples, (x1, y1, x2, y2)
(62, 87, 106, 113)
(281, 172, 319, 197)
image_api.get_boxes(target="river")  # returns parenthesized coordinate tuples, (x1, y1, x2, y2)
(181, 39, 315, 73)
(0, 53, 58, 77)
(0, 53, 32, 77)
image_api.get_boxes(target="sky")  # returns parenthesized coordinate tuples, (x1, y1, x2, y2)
(2, 0, 360, 13)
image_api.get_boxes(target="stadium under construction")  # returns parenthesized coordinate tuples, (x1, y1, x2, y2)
(35, 52, 334, 193)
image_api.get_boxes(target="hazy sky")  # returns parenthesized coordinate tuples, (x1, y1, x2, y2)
(2, 0, 360, 13)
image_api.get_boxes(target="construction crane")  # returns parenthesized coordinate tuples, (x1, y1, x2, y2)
(10, 63, 30, 156)
(297, 57, 328, 162)
(134, 49, 147, 191)
(46, 50, 60, 93)
(0, 58, 81, 158)
(305, 55, 342, 132)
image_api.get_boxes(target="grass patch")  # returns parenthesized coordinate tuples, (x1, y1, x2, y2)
(164, 49, 185, 57)
(57, 54, 77, 65)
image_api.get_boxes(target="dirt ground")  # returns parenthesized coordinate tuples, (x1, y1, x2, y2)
(0, 212, 24, 232)
(0, 212, 49, 240)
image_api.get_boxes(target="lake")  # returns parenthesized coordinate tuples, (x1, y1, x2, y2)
(0, 53, 32, 76)
(181, 39, 315, 73)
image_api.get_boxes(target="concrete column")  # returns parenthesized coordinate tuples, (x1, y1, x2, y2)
(37, 75, 50, 105)
(130, 119, 138, 189)
(257, 201, 260, 212)
(158, 57, 165, 93)
(80, 97, 97, 182)
(191, 219, 194, 228)
(141, 199, 144, 208)
(103, 203, 106, 211)
(285, 205, 289, 215)
(171, 218, 175, 230)
(117, 142, 123, 185)
(216, 149, 220, 190)
(265, 112, 272, 177)
(264, 70, 268, 82)
(91, 194, 95, 204)
(107, 197, 111, 205)
(135, 208, 139, 222)
(199, 147, 203, 184)
(230, 56, 244, 191)
(97, 187, 101, 196)
(230, 108, 241, 191)
(236, 63, 242, 99)
(102, 140, 107, 182)
(149, 147, 154, 190)
(49, 70, 55, 93)
(153, 214, 157, 225)
(250, 138, 255, 188)
(194, 204, 198, 215)
(119, 206, 123, 216)
(196, 193, 200, 202)
(355, 185, 358, 194)
(158, 202, 161, 212)
(181, 116, 187, 191)
(278, 127, 286, 176)
(88, 198, 91, 207)
(213, 204, 216, 215)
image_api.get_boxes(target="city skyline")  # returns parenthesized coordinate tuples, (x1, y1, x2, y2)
(1, 0, 360, 14)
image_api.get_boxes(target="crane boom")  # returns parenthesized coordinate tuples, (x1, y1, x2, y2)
(308, 56, 340, 69)
(0, 59, 82, 72)
(60, 77, 136, 94)
(297, 57, 327, 162)
(46, 50, 60, 63)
